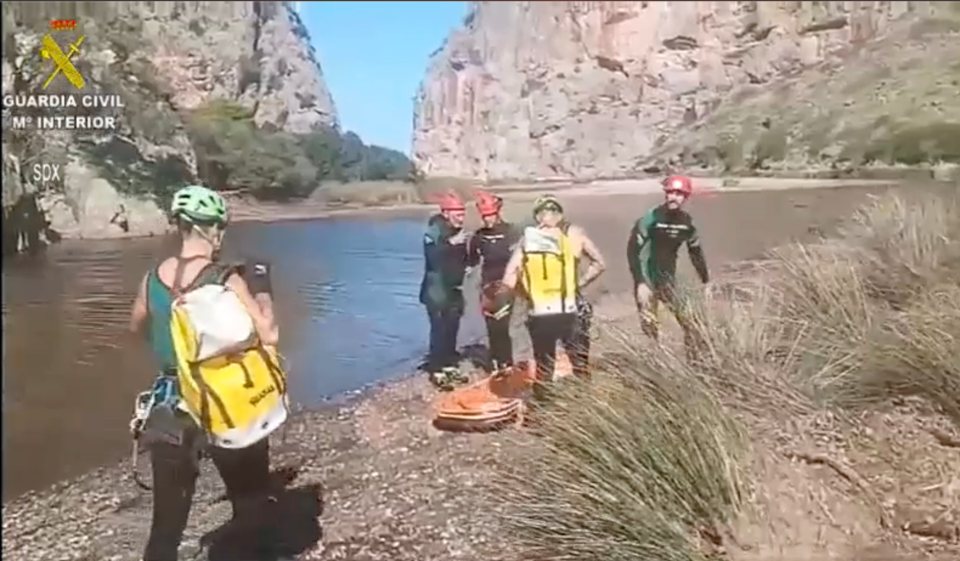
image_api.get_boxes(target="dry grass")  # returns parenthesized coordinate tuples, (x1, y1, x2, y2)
(649, 13, 960, 174)
(313, 177, 478, 208)
(485, 188, 960, 560)
(488, 336, 747, 561)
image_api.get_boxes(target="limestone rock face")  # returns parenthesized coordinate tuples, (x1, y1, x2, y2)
(2, 1, 338, 243)
(412, 1, 953, 181)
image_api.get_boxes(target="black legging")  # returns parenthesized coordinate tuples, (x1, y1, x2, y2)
(527, 306, 592, 383)
(485, 312, 513, 369)
(143, 418, 272, 561)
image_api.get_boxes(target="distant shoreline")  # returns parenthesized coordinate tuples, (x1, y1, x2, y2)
(228, 175, 900, 225)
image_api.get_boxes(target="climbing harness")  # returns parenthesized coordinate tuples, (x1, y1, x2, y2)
(129, 374, 183, 491)
(128, 351, 294, 490)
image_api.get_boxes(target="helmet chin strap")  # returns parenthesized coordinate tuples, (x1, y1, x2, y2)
(191, 223, 222, 255)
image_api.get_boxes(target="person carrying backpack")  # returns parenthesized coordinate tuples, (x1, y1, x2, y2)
(420, 190, 471, 389)
(502, 195, 606, 394)
(127, 184, 283, 561)
(467, 190, 521, 372)
(627, 174, 710, 359)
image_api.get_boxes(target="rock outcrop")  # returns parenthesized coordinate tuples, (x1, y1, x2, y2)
(1, 1, 338, 248)
(413, 1, 959, 181)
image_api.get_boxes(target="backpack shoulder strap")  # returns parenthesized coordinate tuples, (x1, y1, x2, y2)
(186, 262, 242, 292)
(172, 258, 241, 298)
(171, 256, 205, 299)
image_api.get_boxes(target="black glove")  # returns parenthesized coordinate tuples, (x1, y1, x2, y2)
(242, 259, 273, 296)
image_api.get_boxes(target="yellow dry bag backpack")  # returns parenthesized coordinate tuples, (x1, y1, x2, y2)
(170, 263, 289, 449)
(520, 225, 578, 316)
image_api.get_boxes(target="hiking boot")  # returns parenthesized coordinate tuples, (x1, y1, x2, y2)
(429, 367, 469, 391)
(429, 370, 448, 389)
(445, 366, 469, 385)
(429, 370, 456, 391)
(490, 360, 514, 374)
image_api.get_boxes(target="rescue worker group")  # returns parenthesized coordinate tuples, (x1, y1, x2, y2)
(126, 175, 709, 559)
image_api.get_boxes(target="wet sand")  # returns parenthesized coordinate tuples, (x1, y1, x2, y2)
(2, 182, 906, 560)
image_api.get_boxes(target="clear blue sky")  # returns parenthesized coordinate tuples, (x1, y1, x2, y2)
(299, 1, 467, 155)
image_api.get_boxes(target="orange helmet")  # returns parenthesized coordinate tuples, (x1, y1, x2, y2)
(474, 190, 503, 216)
(436, 191, 465, 212)
(663, 175, 693, 195)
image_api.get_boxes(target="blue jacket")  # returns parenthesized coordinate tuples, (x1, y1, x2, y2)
(419, 214, 469, 310)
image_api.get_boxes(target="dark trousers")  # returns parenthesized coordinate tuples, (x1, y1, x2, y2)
(484, 313, 513, 370)
(527, 309, 591, 383)
(426, 305, 462, 372)
(143, 424, 272, 561)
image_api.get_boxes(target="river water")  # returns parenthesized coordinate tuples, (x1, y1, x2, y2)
(2, 184, 895, 500)
(1, 211, 486, 500)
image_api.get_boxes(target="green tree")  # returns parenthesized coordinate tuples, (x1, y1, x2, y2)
(186, 100, 320, 198)
(183, 98, 417, 201)
(301, 126, 343, 180)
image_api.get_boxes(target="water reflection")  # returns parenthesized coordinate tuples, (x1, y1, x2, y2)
(1, 213, 470, 499)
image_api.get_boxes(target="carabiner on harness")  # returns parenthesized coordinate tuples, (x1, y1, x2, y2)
(129, 375, 180, 491)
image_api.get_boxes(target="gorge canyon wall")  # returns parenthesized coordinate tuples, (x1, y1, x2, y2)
(2, 1, 337, 246)
(413, 1, 960, 181)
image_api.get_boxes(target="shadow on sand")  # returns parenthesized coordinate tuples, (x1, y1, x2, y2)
(200, 466, 324, 561)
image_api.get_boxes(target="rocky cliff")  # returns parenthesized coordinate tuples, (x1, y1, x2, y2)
(413, 1, 960, 181)
(2, 1, 337, 248)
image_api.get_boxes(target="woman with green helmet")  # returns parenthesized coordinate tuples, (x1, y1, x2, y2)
(127, 184, 281, 560)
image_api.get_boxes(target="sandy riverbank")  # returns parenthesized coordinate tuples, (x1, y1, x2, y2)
(227, 176, 899, 225)
(0, 289, 690, 561)
(3, 180, 927, 560)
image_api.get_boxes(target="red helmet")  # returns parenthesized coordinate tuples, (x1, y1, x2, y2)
(436, 191, 465, 212)
(663, 175, 693, 196)
(474, 190, 503, 216)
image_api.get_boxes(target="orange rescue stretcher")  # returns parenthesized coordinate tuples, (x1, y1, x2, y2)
(432, 347, 573, 431)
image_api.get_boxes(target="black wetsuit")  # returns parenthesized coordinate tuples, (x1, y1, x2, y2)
(419, 214, 470, 372)
(467, 221, 521, 369)
(626, 204, 709, 343)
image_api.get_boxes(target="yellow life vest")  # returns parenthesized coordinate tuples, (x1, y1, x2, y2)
(520, 225, 578, 316)
(170, 279, 289, 450)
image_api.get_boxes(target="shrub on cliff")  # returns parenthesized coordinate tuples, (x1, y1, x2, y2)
(337, 131, 413, 182)
(186, 100, 317, 198)
(489, 188, 960, 561)
(184, 99, 414, 199)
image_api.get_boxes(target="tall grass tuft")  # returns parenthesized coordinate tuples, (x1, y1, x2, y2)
(487, 188, 960, 561)
(490, 332, 747, 561)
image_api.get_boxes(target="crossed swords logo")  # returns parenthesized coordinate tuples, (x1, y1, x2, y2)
(40, 33, 86, 90)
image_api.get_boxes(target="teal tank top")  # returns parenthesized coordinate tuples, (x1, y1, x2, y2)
(146, 269, 177, 372)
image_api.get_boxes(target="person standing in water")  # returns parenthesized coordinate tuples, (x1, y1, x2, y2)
(127, 185, 280, 560)
(420, 190, 471, 388)
(467, 190, 521, 372)
(627, 174, 710, 358)
(502, 195, 606, 391)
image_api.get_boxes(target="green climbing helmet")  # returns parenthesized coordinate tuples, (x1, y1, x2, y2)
(170, 184, 228, 225)
(532, 194, 563, 216)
